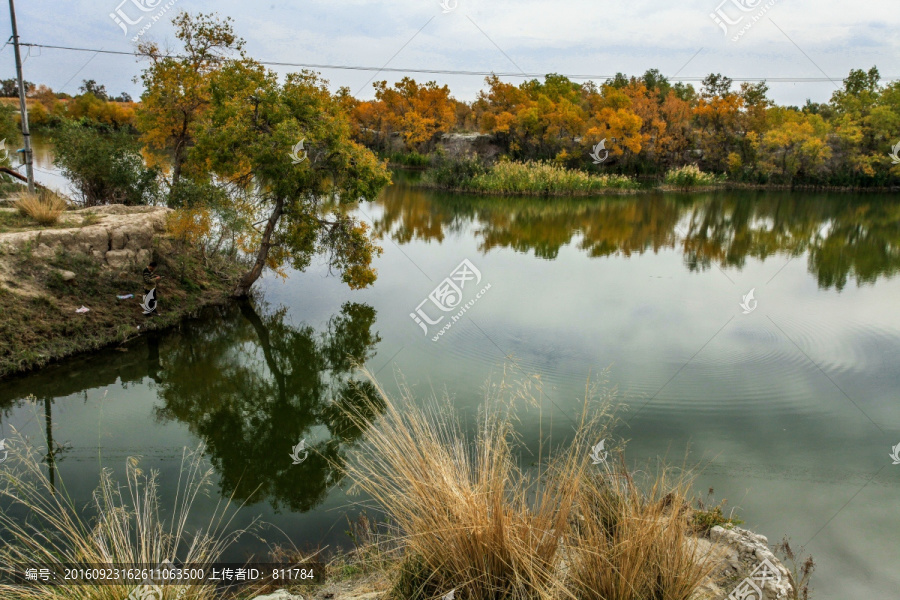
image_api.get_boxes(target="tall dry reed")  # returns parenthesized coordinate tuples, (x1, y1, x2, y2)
(0, 434, 253, 600)
(340, 371, 721, 600)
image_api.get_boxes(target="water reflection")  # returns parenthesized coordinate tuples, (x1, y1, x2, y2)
(373, 184, 900, 289)
(154, 300, 382, 512)
(0, 300, 382, 514)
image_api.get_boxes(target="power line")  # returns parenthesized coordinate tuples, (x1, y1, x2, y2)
(19, 42, 898, 84)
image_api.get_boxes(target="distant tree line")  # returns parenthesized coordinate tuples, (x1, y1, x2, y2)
(347, 67, 900, 186)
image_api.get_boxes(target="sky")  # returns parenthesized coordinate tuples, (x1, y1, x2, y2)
(2, 0, 898, 106)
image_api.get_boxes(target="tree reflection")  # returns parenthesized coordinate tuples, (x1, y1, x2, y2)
(373, 184, 900, 290)
(154, 300, 382, 512)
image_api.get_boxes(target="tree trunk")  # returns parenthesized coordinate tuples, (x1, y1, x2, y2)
(232, 197, 284, 297)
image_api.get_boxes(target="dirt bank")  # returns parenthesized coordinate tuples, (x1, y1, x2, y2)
(0, 205, 241, 379)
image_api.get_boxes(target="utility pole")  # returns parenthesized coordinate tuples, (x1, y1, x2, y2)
(8, 0, 35, 193)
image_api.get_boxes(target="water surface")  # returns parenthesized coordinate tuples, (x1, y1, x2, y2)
(2, 176, 899, 598)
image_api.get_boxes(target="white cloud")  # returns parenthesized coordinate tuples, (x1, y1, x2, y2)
(5, 0, 898, 104)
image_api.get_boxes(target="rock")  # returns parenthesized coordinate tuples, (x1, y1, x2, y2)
(136, 249, 151, 267)
(33, 243, 55, 259)
(706, 526, 793, 600)
(106, 249, 136, 270)
(76, 226, 110, 252)
(111, 229, 127, 250)
(58, 270, 76, 281)
(0, 206, 171, 274)
(250, 591, 305, 600)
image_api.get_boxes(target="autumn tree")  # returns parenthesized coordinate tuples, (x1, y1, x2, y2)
(137, 12, 244, 194)
(693, 73, 745, 173)
(370, 78, 457, 153)
(193, 59, 391, 297)
(761, 108, 831, 183)
(583, 84, 644, 164)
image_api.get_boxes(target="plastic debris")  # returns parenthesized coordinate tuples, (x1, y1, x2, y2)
(117, 294, 134, 300)
(75, 306, 90, 314)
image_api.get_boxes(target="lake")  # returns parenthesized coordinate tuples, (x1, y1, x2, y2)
(2, 162, 899, 598)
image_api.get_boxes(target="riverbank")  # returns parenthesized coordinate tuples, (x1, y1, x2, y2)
(0, 204, 243, 379)
(257, 522, 800, 600)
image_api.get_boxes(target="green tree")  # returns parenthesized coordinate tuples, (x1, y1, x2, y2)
(78, 79, 109, 101)
(193, 59, 391, 297)
(137, 12, 245, 192)
(52, 121, 161, 206)
(761, 108, 831, 183)
(0, 103, 19, 150)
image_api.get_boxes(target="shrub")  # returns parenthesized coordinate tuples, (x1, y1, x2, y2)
(52, 120, 161, 206)
(13, 190, 68, 225)
(422, 152, 488, 188)
(387, 151, 431, 168)
(425, 157, 638, 195)
(471, 160, 639, 195)
(664, 164, 725, 190)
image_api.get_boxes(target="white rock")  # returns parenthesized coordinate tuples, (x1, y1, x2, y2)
(250, 591, 305, 600)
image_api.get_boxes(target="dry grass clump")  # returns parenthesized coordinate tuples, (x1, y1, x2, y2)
(340, 371, 719, 600)
(0, 434, 253, 600)
(13, 190, 69, 225)
(565, 466, 717, 600)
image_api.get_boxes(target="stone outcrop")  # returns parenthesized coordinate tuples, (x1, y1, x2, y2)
(698, 526, 795, 600)
(0, 205, 171, 270)
(437, 132, 501, 161)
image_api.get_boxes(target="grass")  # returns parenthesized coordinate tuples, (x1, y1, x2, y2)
(775, 538, 816, 600)
(0, 210, 36, 233)
(0, 435, 253, 600)
(13, 190, 69, 226)
(0, 207, 101, 233)
(423, 158, 639, 196)
(338, 372, 723, 600)
(663, 165, 726, 191)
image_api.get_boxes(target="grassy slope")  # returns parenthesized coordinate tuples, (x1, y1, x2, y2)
(0, 242, 241, 379)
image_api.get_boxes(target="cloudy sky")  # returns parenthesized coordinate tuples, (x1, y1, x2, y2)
(2, 0, 898, 105)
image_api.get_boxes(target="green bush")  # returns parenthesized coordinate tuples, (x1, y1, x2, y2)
(52, 120, 161, 206)
(387, 151, 431, 167)
(663, 164, 725, 190)
(422, 153, 488, 189)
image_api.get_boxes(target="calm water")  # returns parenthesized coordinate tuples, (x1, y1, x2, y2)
(2, 167, 900, 597)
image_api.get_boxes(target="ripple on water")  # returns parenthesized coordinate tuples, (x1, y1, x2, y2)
(601, 317, 900, 421)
